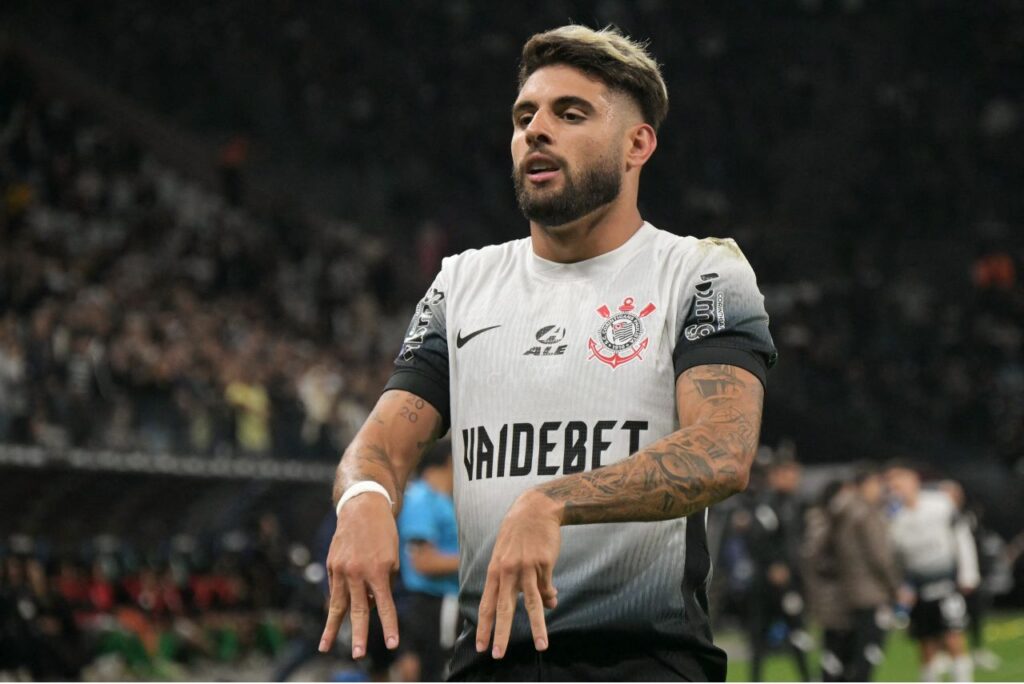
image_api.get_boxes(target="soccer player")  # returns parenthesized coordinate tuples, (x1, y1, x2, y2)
(394, 439, 460, 681)
(886, 464, 977, 682)
(320, 25, 777, 681)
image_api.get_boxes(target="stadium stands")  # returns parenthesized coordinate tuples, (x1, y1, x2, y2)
(1, 2, 1023, 678)
(3, 2, 1022, 474)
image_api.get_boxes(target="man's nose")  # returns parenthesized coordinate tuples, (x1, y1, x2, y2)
(525, 110, 554, 147)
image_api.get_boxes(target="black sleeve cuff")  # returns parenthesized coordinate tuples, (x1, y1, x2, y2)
(383, 368, 451, 434)
(673, 345, 770, 388)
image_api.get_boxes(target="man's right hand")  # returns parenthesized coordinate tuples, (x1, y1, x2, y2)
(320, 492, 400, 658)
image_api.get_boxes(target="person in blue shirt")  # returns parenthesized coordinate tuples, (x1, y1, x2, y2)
(394, 439, 459, 681)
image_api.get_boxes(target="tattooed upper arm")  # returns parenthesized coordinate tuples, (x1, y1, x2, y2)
(676, 364, 764, 482)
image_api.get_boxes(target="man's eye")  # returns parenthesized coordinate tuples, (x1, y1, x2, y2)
(563, 111, 583, 122)
(518, 114, 533, 127)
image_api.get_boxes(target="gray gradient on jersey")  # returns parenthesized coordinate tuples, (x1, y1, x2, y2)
(387, 222, 776, 667)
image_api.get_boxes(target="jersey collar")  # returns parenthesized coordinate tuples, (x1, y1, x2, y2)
(527, 221, 655, 282)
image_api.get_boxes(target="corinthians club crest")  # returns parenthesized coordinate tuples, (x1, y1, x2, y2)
(588, 297, 657, 369)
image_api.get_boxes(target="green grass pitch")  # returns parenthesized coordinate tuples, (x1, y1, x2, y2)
(720, 612, 1024, 682)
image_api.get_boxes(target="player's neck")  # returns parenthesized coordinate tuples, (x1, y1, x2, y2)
(529, 199, 643, 264)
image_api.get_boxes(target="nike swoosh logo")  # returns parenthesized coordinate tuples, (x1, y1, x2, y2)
(456, 325, 501, 349)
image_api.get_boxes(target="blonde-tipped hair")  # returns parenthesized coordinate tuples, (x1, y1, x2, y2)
(518, 25, 669, 131)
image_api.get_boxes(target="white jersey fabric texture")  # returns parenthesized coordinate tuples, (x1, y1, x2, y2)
(889, 489, 978, 590)
(386, 222, 777, 678)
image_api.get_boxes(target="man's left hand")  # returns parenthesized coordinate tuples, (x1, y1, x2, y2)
(476, 489, 561, 659)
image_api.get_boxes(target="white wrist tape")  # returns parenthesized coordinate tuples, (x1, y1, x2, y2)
(336, 481, 394, 516)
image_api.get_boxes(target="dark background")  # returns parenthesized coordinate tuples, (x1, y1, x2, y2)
(0, 0, 1022, 679)
(4, 0, 1023, 519)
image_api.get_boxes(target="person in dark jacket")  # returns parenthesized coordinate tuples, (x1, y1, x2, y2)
(745, 452, 812, 682)
(831, 468, 901, 681)
(801, 479, 852, 681)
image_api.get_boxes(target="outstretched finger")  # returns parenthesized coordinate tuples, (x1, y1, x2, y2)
(368, 576, 400, 650)
(475, 570, 499, 654)
(348, 579, 372, 659)
(490, 570, 519, 659)
(521, 570, 549, 651)
(319, 574, 349, 652)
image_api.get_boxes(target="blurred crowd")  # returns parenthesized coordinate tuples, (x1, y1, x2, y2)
(1, 1, 1023, 472)
(0, 54, 437, 460)
(5, 452, 1021, 682)
(0, 2, 1022, 681)
(0, 462, 460, 684)
(0, 513, 333, 681)
(7, 1, 1022, 233)
(712, 451, 1017, 682)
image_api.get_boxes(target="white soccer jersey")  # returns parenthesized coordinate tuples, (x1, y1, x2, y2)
(890, 489, 977, 590)
(386, 222, 777, 677)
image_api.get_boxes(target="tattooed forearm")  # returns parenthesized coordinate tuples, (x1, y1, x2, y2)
(335, 441, 400, 506)
(536, 364, 763, 525)
(333, 391, 445, 513)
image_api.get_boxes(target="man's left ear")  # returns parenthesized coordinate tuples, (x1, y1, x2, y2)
(625, 123, 657, 170)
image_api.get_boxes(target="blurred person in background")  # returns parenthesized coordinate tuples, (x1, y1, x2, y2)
(26, 556, 85, 680)
(0, 316, 30, 443)
(250, 512, 290, 611)
(714, 504, 758, 635)
(393, 438, 459, 681)
(744, 451, 812, 682)
(886, 463, 977, 682)
(270, 545, 332, 682)
(225, 359, 272, 457)
(1, 554, 38, 679)
(0, 552, 84, 680)
(298, 356, 344, 458)
(938, 480, 1002, 672)
(830, 467, 900, 681)
(801, 479, 852, 681)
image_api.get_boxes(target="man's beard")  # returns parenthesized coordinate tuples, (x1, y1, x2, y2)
(513, 152, 622, 227)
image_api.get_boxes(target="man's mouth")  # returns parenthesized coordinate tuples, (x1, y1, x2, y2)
(524, 154, 561, 184)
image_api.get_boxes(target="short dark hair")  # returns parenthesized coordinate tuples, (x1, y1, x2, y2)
(518, 25, 669, 131)
(416, 438, 452, 475)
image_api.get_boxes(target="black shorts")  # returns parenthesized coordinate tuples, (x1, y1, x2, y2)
(909, 591, 969, 640)
(365, 608, 399, 674)
(400, 592, 457, 681)
(447, 631, 727, 682)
